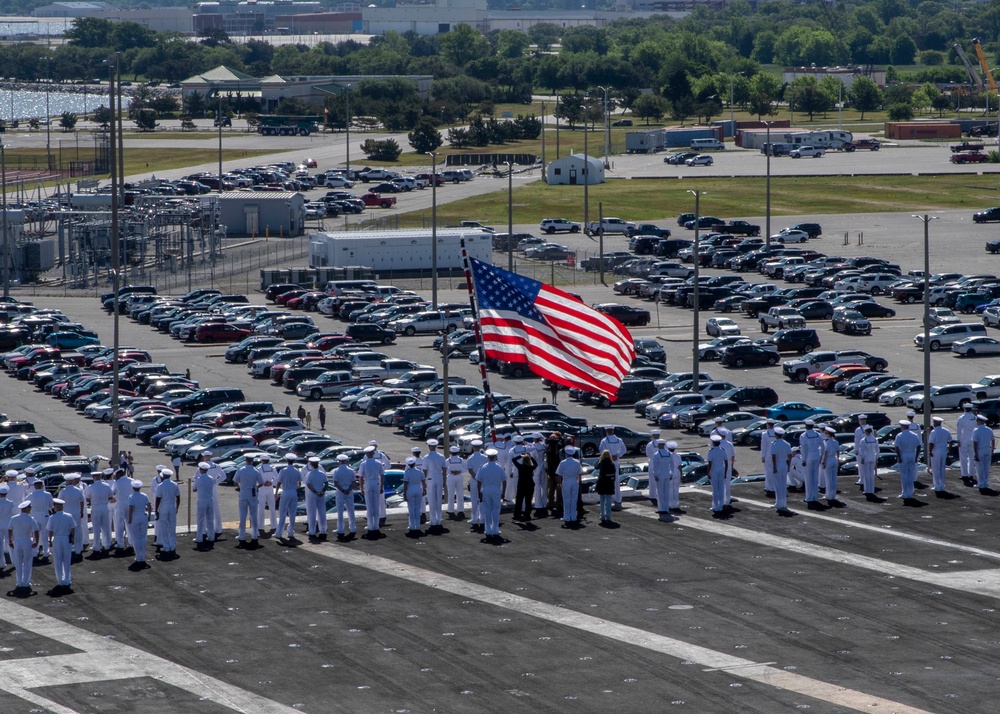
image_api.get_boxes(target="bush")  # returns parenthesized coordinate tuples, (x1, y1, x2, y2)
(408, 117, 443, 154)
(360, 138, 401, 161)
(887, 102, 914, 121)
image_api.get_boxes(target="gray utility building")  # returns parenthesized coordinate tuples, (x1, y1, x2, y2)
(545, 153, 605, 185)
(218, 191, 306, 238)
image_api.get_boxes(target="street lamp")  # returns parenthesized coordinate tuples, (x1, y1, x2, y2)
(1, 131, 7, 300)
(343, 83, 352, 176)
(430, 150, 438, 308)
(597, 85, 610, 168)
(913, 214, 938, 446)
(505, 160, 514, 271)
(217, 93, 224, 193)
(106, 54, 122, 461)
(688, 189, 706, 392)
(44, 60, 51, 162)
(763, 120, 773, 247)
(581, 104, 589, 234)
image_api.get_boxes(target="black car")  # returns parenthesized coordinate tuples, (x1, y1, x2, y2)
(594, 303, 650, 326)
(796, 300, 835, 320)
(974, 207, 1000, 223)
(828, 412, 892, 432)
(789, 222, 823, 238)
(718, 385, 780, 407)
(987, 240, 1000, 254)
(345, 323, 396, 345)
(842, 301, 896, 318)
(720, 344, 780, 368)
(593, 379, 658, 408)
(771, 328, 821, 353)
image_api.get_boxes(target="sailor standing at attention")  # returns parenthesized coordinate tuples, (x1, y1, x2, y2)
(465, 440, 488, 529)
(928, 416, 954, 498)
(86, 471, 113, 556)
(760, 418, 778, 498)
(798, 420, 824, 508)
(58, 473, 87, 559)
(192, 462, 217, 548)
(154, 469, 180, 559)
(357, 446, 386, 537)
(445, 446, 467, 520)
(257, 454, 278, 535)
(330, 455, 357, 538)
(956, 403, 978, 486)
(126, 480, 152, 570)
(8, 501, 39, 594)
(858, 426, 884, 503)
(769, 428, 792, 513)
(421, 439, 446, 529)
(275, 454, 303, 541)
(894, 419, 922, 504)
(476, 449, 507, 540)
(46, 498, 76, 590)
(707, 435, 729, 514)
(303, 456, 328, 540)
(234, 457, 265, 547)
(973, 414, 996, 494)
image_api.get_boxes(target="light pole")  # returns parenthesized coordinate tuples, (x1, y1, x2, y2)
(45, 62, 51, 164)
(430, 150, 438, 308)
(344, 83, 352, 176)
(107, 54, 121, 461)
(1, 131, 7, 300)
(217, 93, 224, 193)
(688, 189, 706, 392)
(913, 214, 938, 447)
(540, 100, 546, 178)
(764, 120, 773, 247)
(598, 85, 610, 168)
(581, 104, 589, 235)
(505, 160, 514, 271)
(729, 71, 744, 127)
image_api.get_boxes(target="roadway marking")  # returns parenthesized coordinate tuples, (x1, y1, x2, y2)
(682, 485, 1000, 562)
(301, 542, 933, 714)
(0, 600, 301, 713)
(629, 502, 1000, 599)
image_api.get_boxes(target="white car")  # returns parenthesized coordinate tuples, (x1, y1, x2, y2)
(878, 382, 925, 406)
(539, 218, 581, 234)
(323, 175, 355, 188)
(706, 317, 741, 337)
(698, 336, 749, 360)
(772, 229, 809, 244)
(685, 154, 714, 166)
(952, 336, 1000, 357)
(905, 384, 976, 411)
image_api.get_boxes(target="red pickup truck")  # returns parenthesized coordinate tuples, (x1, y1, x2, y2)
(950, 151, 988, 164)
(361, 192, 397, 209)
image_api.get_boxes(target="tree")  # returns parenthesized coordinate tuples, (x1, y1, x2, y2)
(198, 27, 232, 47)
(360, 138, 402, 161)
(64, 17, 115, 47)
(887, 102, 914, 121)
(694, 98, 722, 124)
(183, 90, 206, 119)
(439, 24, 491, 67)
(669, 96, 694, 126)
(632, 94, 668, 124)
(747, 73, 781, 119)
(59, 112, 77, 132)
(847, 76, 882, 120)
(133, 108, 158, 131)
(92, 105, 112, 128)
(407, 117, 443, 154)
(789, 76, 832, 120)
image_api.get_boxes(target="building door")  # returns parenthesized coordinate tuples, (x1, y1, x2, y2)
(244, 206, 259, 235)
(568, 169, 577, 185)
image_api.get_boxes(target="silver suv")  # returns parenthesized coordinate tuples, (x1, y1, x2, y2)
(539, 218, 582, 234)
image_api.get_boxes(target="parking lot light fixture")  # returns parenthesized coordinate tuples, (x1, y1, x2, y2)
(688, 189, 707, 392)
(912, 213, 938, 448)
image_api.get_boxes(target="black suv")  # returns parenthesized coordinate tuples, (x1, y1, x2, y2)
(771, 328, 821, 353)
(828, 412, 892, 432)
(595, 378, 658, 408)
(718, 385, 779, 407)
(972, 399, 1000, 426)
(168, 387, 246, 414)
(789, 222, 822, 238)
(720, 345, 780, 368)
(594, 304, 650, 326)
(974, 207, 1000, 224)
(345, 323, 396, 345)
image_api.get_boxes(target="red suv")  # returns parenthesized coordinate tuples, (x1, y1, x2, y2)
(194, 323, 250, 343)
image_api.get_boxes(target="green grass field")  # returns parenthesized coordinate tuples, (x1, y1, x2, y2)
(400, 174, 1000, 227)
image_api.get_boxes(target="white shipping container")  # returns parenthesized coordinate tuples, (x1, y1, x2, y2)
(308, 229, 493, 271)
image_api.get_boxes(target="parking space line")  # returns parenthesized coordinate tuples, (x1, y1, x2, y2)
(0, 600, 301, 713)
(302, 542, 933, 714)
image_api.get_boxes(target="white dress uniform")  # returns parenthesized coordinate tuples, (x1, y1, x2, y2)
(0, 492, 13, 566)
(330, 462, 358, 535)
(86, 478, 113, 552)
(57, 481, 87, 555)
(47, 508, 76, 586)
(645, 436, 658, 501)
(476, 458, 507, 536)
(127, 487, 151, 563)
(599, 430, 628, 506)
(798, 427, 824, 502)
(712, 426, 735, 504)
(258, 460, 279, 532)
(466, 447, 488, 525)
(234, 463, 265, 542)
(706, 441, 729, 512)
(956, 408, 977, 478)
(445, 452, 467, 517)
(894, 426, 922, 498)
(357, 453, 385, 532)
(8, 509, 39, 589)
(6, 477, 28, 506)
(648, 444, 672, 512)
(973, 421, 996, 489)
(666, 446, 683, 511)
(788, 451, 804, 489)
(421, 448, 446, 526)
(821, 433, 839, 500)
(206, 460, 227, 534)
(112, 473, 133, 548)
(402, 465, 425, 531)
(532, 439, 548, 509)
(769, 436, 792, 510)
(371, 448, 391, 522)
(760, 426, 777, 493)
(26, 487, 54, 557)
(192, 470, 217, 543)
(555, 452, 583, 523)
(155, 478, 180, 553)
(928, 422, 952, 492)
(275, 461, 302, 539)
(303, 465, 328, 537)
(853, 423, 867, 483)
(858, 433, 880, 496)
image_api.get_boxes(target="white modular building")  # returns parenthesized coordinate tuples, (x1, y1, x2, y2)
(308, 228, 492, 272)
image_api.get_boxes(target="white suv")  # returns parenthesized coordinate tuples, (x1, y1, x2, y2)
(539, 218, 581, 234)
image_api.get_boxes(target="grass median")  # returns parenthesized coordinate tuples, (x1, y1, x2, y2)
(401, 174, 1000, 226)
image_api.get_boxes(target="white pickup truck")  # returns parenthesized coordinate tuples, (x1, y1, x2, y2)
(759, 306, 807, 332)
(587, 217, 636, 235)
(789, 146, 825, 158)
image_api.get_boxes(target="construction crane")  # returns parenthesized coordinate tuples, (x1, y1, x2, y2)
(954, 42, 985, 91)
(972, 38, 997, 93)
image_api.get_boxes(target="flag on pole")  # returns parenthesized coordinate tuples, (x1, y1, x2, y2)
(469, 258, 635, 400)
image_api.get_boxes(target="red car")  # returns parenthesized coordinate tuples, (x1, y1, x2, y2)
(415, 172, 445, 186)
(194, 323, 251, 343)
(950, 152, 988, 164)
(361, 192, 396, 209)
(285, 291, 325, 310)
(275, 289, 307, 306)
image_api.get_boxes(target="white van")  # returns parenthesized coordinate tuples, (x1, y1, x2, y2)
(324, 279, 378, 296)
(690, 138, 725, 151)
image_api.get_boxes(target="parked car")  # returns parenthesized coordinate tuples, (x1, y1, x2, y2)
(831, 308, 872, 335)
(720, 344, 779, 368)
(685, 154, 714, 166)
(539, 218, 582, 234)
(593, 303, 650, 326)
(952, 336, 1000, 357)
(705, 317, 741, 337)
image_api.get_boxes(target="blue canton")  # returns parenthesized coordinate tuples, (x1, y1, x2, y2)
(471, 259, 545, 322)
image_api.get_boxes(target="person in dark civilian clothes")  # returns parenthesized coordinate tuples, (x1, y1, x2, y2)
(595, 450, 616, 525)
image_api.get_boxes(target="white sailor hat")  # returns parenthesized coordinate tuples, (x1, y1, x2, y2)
(405, 456, 417, 466)
(765, 417, 775, 423)
(4, 469, 15, 478)
(65, 473, 80, 480)
(710, 434, 723, 443)
(132, 480, 143, 488)
(337, 454, 349, 462)
(24, 467, 35, 475)
(563, 445, 576, 455)
(411, 447, 421, 453)
(53, 498, 65, 505)
(198, 462, 210, 470)
(604, 424, 614, 430)
(864, 425, 873, 431)
(977, 414, 989, 422)
(774, 427, 785, 435)
(426, 439, 439, 447)
(964, 403, 974, 410)
(667, 441, 677, 449)
(368, 440, 378, 446)
(363, 446, 375, 454)
(531, 432, 543, 439)
(825, 426, 836, 434)
(513, 435, 524, 443)
(791, 446, 800, 452)
(155, 464, 165, 471)
(932, 416, 943, 423)
(899, 419, 910, 426)
(450, 446, 460, 453)
(284, 453, 297, 461)
(857, 414, 867, 420)
(471, 439, 484, 447)
(656, 439, 666, 446)
(650, 429, 661, 435)
(308, 456, 320, 463)
(485, 448, 499, 457)
(203, 450, 213, 457)
(0, 485, 6, 493)
(804, 419, 815, 426)
(161, 469, 174, 477)
(714, 417, 724, 423)
(18, 500, 31, 509)
(15, 473, 26, 481)
(260, 454, 271, 462)
(906, 410, 916, 418)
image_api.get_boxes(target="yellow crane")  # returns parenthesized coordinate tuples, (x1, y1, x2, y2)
(972, 38, 997, 93)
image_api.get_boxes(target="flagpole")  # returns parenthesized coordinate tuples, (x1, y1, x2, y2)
(460, 240, 498, 444)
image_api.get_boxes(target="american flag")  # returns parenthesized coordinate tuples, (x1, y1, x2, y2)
(469, 258, 635, 400)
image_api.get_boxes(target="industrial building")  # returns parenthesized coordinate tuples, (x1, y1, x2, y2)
(545, 154, 605, 185)
(308, 228, 492, 273)
(218, 191, 307, 238)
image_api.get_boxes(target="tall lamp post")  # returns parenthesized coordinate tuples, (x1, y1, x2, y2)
(344, 83, 352, 176)
(581, 105, 589, 235)
(1, 130, 7, 300)
(598, 85, 610, 168)
(913, 214, 938, 448)
(217, 94, 224, 193)
(107, 54, 121, 461)
(505, 160, 514, 271)
(430, 150, 438, 308)
(688, 190, 706, 392)
(764, 120, 773, 247)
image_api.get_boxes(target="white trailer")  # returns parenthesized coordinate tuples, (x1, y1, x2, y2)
(783, 130, 854, 149)
(308, 228, 493, 272)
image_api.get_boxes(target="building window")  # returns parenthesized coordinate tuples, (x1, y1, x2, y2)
(438, 23, 450, 32)
(554, 168, 561, 175)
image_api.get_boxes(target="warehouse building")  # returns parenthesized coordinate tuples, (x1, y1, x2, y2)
(218, 191, 307, 238)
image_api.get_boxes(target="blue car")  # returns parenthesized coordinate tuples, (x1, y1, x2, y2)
(46, 331, 100, 349)
(766, 401, 833, 422)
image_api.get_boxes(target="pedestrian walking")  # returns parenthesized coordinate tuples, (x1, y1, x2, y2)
(318, 403, 327, 430)
(297, 405, 306, 421)
(305, 411, 313, 430)
(595, 449, 616, 524)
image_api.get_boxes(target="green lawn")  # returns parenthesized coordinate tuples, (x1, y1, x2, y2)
(400, 174, 1000, 227)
